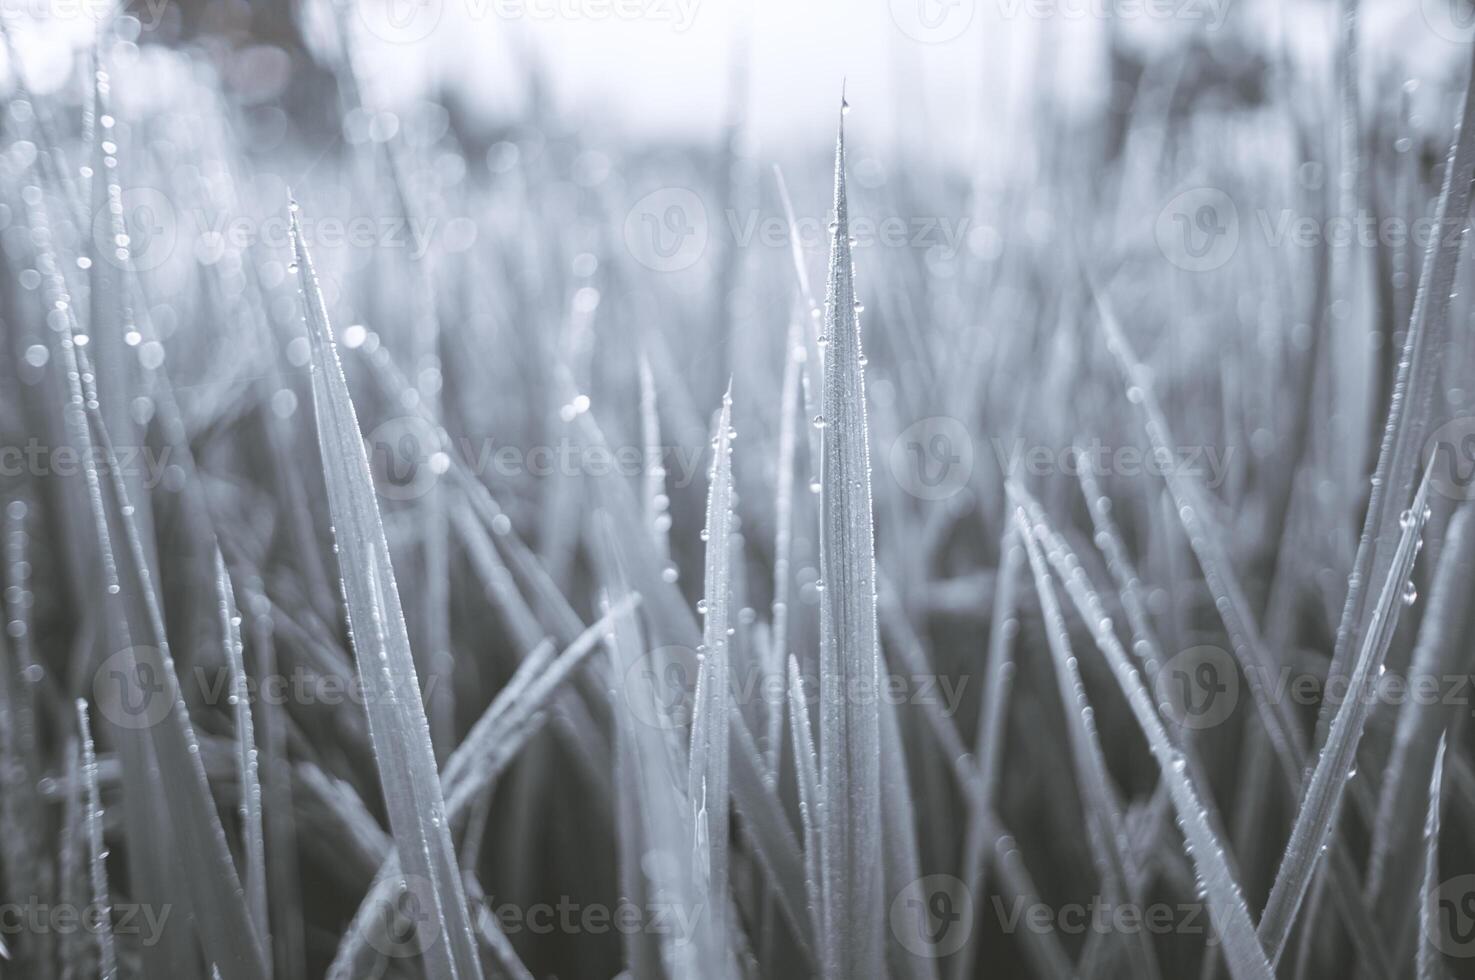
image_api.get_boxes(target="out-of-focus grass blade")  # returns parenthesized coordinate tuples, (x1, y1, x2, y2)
(76, 701, 117, 980)
(787, 655, 822, 943)
(215, 551, 268, 956)
(688, 386, 735, 962)
(1417, 734, 1447, 980)
(814, 94, 884, 980)
(1258, 462, 1433, 966)
(88, 413, 268, 980)
(1010, 482, 1273, 980)
(288, 202, 482, 980)
(639, 352, 673, 561)
(952, 529, 1021, 980)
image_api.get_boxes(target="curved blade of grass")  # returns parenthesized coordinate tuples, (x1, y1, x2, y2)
(75, 701, 117, 980)
(215, 551, 269, 955)
(1009, 483, 1273, 980)
(289, 202, 482, 980)
(815, 94, 884, 980)
(1417, 733, 1447, 980)
(1258, 462, 1434, 965)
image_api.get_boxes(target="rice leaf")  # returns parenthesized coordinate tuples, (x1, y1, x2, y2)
(1417, 733, 1448, 980)
(1368, 500, 1475, 946)
(288, 201, 483, 980)
(814, 93, 884, 980)
(1015, 507, 1160, 980)
(215, 550, 268, 956)
(1009, 482, 1274, 980)
(1322, 41, 1475, 745)
(1258, 461, 1434, 965)
(688, 384, 736, 962)
(787, 654, 822, 943)
(76, 700, 118, 980)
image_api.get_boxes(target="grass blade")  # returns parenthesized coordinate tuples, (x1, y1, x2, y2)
(289, 201, 482, 980)
(815, 93, 884, 980)
(1417, 734, 1447, 980)
(76, 701, 117, 980)
(1258, 463, 1434, 965)
(1010, 482, 1274, 980)
(215, 551, 269, 956)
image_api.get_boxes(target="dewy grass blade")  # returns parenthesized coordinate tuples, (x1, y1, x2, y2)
(815, 92, 884, 980)
(216, 550, 269, 955)
(787, 654, 823, 944)
(76, 700, 117, 980)
(1009, 482, 1274, 980)
(88, 412, 269, 980)
(688, 385, 735, 962)
(1258, 462, 1435, 966)
(1323, 42, 1475, 746)
(1417, 733, 1447, 980)
(288, 201, 483, 980)
(1369, 500, 1475, 941)
(1015, 508, 1161, 980)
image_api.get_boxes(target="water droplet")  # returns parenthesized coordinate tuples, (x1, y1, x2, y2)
(1402, 581, 1418, 606)
(812, 415, 826, 429)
